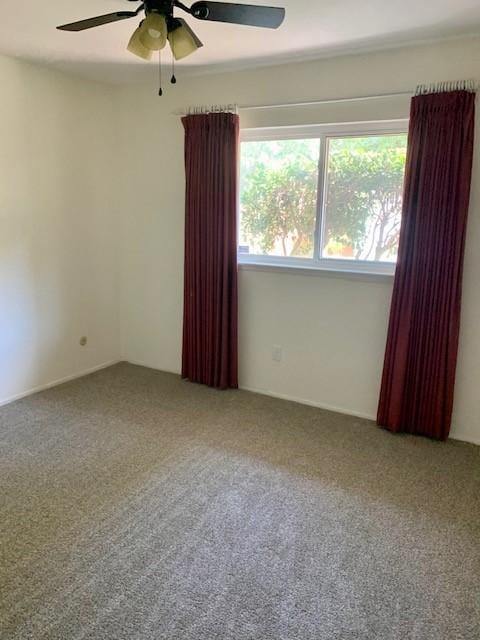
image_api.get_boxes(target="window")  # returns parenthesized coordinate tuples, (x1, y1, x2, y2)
(239, 121, 408, 275)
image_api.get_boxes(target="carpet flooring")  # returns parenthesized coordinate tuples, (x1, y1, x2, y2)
(0, 363, 479, 640)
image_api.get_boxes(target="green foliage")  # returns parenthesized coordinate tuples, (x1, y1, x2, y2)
(240, 139, 319, 257)
(325, 136, 406, 260)
(240, 134, 407, 260)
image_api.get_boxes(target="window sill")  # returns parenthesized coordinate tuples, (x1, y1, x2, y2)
(238, 260, 395, 283)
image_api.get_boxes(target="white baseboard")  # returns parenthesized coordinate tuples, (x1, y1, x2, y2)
(124, 360, 376, 422)
(240, 385, 480, 446)
(125, 358, 182, 376)
(239, 384, 377, 421)
(125, 361, 479, 447)
(124, 361, 375, 422)
(448, 431, 480, 446)
(11, 357, 474, 447)
(0, 360, 121, 408)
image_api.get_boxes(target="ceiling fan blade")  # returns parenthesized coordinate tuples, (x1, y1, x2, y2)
(174, 18, 203, 48)
(57, 11, 140, 32)
(189, 2, 285, 28)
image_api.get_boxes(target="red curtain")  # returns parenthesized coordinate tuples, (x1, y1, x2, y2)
(377, 90, 475, 440)
(181, 112, 239, 389)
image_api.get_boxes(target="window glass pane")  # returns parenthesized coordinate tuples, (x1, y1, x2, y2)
(239, 139, 320, 258)
(322, 134, 407, 262)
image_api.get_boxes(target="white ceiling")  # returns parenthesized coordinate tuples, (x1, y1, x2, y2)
(1, 0, 479, 83)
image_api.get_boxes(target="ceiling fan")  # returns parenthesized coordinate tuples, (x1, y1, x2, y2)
(57, 1, 286, 65)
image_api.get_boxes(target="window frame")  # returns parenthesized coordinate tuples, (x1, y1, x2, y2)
(238, 119, 409, 276)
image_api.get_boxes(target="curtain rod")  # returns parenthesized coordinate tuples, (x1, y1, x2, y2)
(238, 90, 413, 111)
(176, 82, 478, 115)
(240, 80, 478, 109)
(174, 90, 413, 115)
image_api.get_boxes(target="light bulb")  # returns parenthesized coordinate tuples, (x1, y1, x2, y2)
(127, 25, 153, 60)
(139, 13, 167, 51)
(168, 22, 202, 60)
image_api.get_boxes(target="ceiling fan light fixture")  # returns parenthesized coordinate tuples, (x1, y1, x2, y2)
(168, 24, 200, 60)
(57, 2, 286, 94)
(127, 25, 153, 60)
(139, 13, 168, 51)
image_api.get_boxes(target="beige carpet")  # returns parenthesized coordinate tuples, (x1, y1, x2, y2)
(0, 363, 478, 639)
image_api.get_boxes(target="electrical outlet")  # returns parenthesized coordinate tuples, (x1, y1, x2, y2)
(272, 345, 282, 362)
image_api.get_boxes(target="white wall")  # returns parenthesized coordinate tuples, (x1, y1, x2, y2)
(117, 37, 480, 445)
(2, 39, 477, 442)
(0, 55, 120, 404)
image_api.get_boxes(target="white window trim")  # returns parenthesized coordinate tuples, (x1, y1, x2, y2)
(238, 119, 409, 277)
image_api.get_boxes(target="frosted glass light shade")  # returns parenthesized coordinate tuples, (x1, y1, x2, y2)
(127, 26, 153, 60)
(139, 13, 167, 51)
(168, 25, 199, 60)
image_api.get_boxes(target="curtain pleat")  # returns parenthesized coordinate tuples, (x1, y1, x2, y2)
(377, 90, 475, 440)
(181, 112, 239, 389)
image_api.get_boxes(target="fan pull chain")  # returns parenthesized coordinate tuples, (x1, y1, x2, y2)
(171, 53, 177, 84)
(158, 49, 163, 96)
